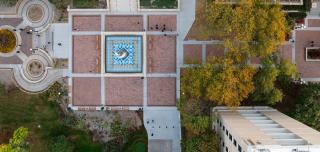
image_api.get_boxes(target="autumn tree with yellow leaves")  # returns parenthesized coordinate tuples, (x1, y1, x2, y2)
(181, 0, 290, 107)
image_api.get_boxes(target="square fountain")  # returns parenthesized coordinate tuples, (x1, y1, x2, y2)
(105, 35, 143, 73)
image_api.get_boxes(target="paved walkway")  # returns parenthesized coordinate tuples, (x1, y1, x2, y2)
(18, 0, 54, 32)
(109, 0, 138, 12)
(13, 65, 66, 93)
(144, 107, 181, 152)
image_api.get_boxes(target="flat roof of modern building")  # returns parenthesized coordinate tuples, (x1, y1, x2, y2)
(213, 106, 320, 151)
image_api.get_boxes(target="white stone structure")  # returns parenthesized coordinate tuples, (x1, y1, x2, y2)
(213, 106, 320, 152)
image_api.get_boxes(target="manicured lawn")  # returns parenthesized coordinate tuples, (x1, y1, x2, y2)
(73, 0, 99, 8)
(140, 0, 178, 9)
(0, 85, 103, 152)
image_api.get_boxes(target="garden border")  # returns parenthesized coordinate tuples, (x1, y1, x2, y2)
(137, 0, 180, 12)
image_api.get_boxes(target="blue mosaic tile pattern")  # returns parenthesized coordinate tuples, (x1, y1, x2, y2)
(112, 43, 135, 65)
(105, 35, 143, 73)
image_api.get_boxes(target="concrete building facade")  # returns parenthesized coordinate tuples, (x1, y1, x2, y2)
(212, 106, 320, 152)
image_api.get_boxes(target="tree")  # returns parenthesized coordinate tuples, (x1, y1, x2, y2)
(181, 58, 256, 108)
(182, 133, 219, 152)
(202, 1, 287, 60)
(0, 29, 16, 53)
(206, 58, 256, 107)
(49, 136, 74, 152)
(0, 127, 29, 152)
(251, 58, 282, 104)
(292, 83, 320, 131)
(251, 57, 298, 105)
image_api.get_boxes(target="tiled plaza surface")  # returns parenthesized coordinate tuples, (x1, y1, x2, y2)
(70, 14, 178, 107)
(148, 15, 177, 32)
(105, 77, 143, 106)
(0, 18, 22, 27)
(105, 15, 143, 31)
(147, 35, 176, 73)
(295, 30, 320, 78)
(206, 44, 224, 59)
(72, 15, 101, 31)
(307, 19, 320, 27)
(279, 44, 292, 61)
(72, 35, 101, 73)
(183, 44, 202, 64)
(72, 77, 101, 106)
(0, 18, 32, 64)
(147, 77, 176, 106)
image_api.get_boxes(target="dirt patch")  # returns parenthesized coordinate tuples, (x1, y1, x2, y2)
(27, 5, 44, 22)
(0, 69, 16, 90)
(74, 110, 143, 143)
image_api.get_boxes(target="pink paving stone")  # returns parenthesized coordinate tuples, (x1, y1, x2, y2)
(250, 57, 261, 64)
(183, 44, 202, 64)
(308, 19, 320, 27)
(72, 35, 101, 73)
(72, 15, 101, 31)
(20, 26, 33, 56)
(0, 18, 23, 26)
(72, 77, 101, 106)
(105, 77, 143, 106)
(295, 30, 320, 78)
(0, 56, 22, 64)
(147, 77, 176, 106)
(105, 15, 143, 31)
(279, 44, 292, 61)
(148, 15, 177, 31)
(147, 35, 176, 73)
(206, 44, 224, 61)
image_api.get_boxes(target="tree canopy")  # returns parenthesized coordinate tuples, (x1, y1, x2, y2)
(182, 0, 290, 107)
(0, 127, 29, 152)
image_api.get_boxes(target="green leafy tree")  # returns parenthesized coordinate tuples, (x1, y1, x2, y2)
(251, 58, 282, 105)
(292, 83, 320, 131)
(251, 57, 298, 105)
(182, 133, 219, 152)
(0, 127, 29, 152)
(49, 136, 74, 152)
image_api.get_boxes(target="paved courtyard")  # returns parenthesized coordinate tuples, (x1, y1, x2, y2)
(105, 15, 143, 31)
(72, 15, 101, 31)
(148, 15, 177, 32)
(147, 77, 176, 106)
(183, 44, 202, 64)
(105, 77, 143, 106)
(72, 35, 101, 73)
(147, 35, 176, 73)
(295, 30, 320, 78)
(72, 77, 101, 106)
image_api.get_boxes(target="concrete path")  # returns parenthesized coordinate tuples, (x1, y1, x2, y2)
(13, 65, 66, 93)
(18, 0, 54, 32)
(109, 0, 138, 13)
(144, 107, 181, 152)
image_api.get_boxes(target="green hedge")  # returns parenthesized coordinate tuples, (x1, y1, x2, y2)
(139, 0, 178, 9)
